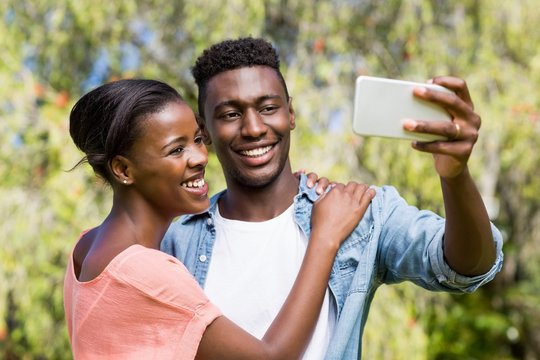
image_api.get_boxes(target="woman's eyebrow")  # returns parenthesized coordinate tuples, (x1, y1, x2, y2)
(161, 136, 187, 151)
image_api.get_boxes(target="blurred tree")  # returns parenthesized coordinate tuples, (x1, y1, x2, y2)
(1, 0, 538, 359)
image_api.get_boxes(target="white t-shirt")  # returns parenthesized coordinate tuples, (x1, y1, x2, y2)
(204, 204, 335, 360)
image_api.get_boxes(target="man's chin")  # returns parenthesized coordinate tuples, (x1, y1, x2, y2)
(239, 175, 275, 188)
(228, 168, 281, 189)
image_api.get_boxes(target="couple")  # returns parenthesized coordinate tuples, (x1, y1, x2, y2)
(63, 37, 503, 359)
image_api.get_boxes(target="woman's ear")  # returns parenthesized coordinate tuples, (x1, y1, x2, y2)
(110, 155, 133, 185)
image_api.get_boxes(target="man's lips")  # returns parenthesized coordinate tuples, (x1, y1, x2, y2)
(233, 144, 277, 168)
(238, 145, 273, 157)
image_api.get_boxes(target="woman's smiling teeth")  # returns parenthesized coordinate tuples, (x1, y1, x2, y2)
(181, 179, 205, 188)
(240, 145, 272, 157)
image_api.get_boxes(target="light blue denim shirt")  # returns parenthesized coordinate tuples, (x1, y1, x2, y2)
(161, 174, 504, 359)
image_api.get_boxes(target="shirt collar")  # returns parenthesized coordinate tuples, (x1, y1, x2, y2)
(296, 173, 321, 203)
(180, 173, 320, 224)
(179, 190, 223, 224)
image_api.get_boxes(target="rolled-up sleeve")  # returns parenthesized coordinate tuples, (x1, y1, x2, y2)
(376, 185, 504, 293)
(428, 222, 504, 293)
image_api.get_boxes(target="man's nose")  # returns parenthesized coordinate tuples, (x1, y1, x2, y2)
(241, 109, 267, 138)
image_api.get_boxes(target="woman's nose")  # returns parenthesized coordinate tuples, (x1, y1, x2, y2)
(188, 144, 208, 168)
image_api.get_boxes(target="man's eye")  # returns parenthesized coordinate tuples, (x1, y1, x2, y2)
(221, 112, 240, 120)
(261, 106, 278, 114)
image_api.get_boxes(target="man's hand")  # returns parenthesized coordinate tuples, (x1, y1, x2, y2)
(403, 76, 480, 179)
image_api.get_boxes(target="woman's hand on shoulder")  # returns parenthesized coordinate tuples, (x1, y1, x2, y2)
(311, 182, 375, 250)
(294, 169, 334, 195)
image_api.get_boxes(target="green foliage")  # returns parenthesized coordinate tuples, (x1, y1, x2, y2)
(1, 0, 539, 359)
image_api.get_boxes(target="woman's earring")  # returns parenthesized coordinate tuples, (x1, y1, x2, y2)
(123, 179, 128, 184)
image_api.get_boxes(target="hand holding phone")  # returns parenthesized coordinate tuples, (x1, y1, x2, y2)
(352, 76, 453, 141)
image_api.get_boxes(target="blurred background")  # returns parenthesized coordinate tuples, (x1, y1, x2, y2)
(1, 0, 539, 359)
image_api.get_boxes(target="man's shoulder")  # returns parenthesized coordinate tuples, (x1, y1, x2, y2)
(171, 191, 223, 226)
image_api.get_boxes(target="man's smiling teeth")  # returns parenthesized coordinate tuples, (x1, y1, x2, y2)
(181, 179, 205, 188)
(240, 145, 272, 157)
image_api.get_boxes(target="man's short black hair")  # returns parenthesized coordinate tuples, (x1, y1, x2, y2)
(191, 37, 290, 118)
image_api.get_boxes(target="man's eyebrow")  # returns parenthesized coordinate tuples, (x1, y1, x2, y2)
(257, 94, 282, 102)
(214, 94, 283, 109)
(214, 100, 237, 109)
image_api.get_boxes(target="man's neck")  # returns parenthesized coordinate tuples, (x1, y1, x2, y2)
(218, 171, 299, 222)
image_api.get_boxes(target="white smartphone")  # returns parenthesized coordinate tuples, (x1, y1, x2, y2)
(352, 76, 453, 141)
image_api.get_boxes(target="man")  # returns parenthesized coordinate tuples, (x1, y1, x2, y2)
(162, 37, 503, 359)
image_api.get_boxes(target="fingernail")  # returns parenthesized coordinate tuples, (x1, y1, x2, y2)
(402, 119, 417, 131)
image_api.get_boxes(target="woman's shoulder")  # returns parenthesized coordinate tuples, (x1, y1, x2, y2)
(71, 228, 97, 278)
(110, 245, 211, 309)
(110, 245, 187, 282)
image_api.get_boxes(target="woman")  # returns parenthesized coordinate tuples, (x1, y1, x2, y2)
(64, 79, 374, 359)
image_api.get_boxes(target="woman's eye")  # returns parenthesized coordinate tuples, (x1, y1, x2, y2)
(170, 147, 184, 155)
(194, 136, 204, 144)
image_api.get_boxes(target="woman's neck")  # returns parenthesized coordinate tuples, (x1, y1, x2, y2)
(107, 197, 173, 250)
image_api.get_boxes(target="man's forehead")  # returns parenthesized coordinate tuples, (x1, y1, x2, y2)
(206, 66, 285, 97)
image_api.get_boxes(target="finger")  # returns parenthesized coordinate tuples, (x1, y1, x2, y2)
(317, 182, 341, 200)
(352, 183, 369, 200)
(431, 76, 474, 109)
(315, 177, 330, 195)
(414, 86, 463, 111)
(413, 85, 472, 119)
(304, 171, 318, 188)
(411, 139, 473, 157)
(358, 187, 376, 211)
(450, 122, 461, 141)
(293, 168, 305, 179)
(328, 182, 345, 194)
(344, 181, 359, 194)
(402, 119, 453, 141)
